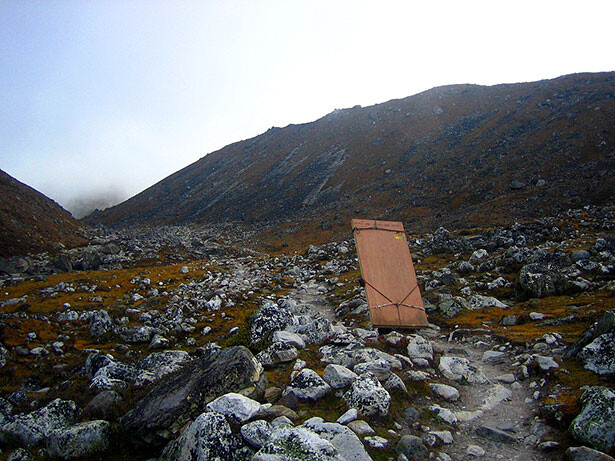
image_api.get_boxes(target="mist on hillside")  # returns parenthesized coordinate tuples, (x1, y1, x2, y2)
(65, 189, 127, 219)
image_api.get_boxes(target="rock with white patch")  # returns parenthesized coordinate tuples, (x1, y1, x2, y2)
(570, 386, 615, 453)
(282, 368, 331, 401)
(323, 364, 358, 389)
(303, 417, 372, 461)
(206, 392, 262, 424)
(578, 333, 615, 375)
(406, 335, 433, 362)
(438, 357, 488, 383)
(46, 420, 110, 459)
(343, 372, 391, 417)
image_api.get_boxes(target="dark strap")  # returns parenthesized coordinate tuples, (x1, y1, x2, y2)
(362, 278, 423, 311)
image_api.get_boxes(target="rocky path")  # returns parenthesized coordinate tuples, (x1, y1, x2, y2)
(288, 280, 557, 460)
(431, 335, 555, 460)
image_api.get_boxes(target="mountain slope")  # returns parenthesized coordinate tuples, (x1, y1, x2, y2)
(85, 72, 615, 236)
(0, 169, 85, 257)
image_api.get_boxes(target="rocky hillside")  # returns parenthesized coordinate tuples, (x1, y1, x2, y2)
(0, 205, 613, 460)
(86, 72, 615, 242)
(0, 169, 86, 259)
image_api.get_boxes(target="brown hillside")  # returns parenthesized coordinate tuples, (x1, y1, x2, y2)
(0, 169, 86, 257)
(85, 72, 615, 238)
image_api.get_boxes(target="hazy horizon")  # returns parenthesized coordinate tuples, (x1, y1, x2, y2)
(2, 1, 614, 217)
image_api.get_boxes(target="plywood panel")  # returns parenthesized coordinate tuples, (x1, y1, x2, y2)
(352, 219, 428, 328)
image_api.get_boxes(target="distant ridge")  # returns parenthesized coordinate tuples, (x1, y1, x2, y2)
(85, 72, 615, 239)
(0, 169, 85, 257)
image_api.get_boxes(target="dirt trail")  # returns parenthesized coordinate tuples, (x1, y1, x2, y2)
(288, 283, 555, 460)
(431, 336, 554, 460)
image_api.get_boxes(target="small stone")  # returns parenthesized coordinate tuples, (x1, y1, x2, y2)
(364, 436, 388, 449)
(347, 420, 375, 436)
(429, 383, 459, 401)
(397, 435, 429, 461)
(466, 444, 485, 457)
(534, 355, 559, 372)
(475, 425, 516, 443)
(565, 446, 615, 461)
(180, 266, 189, 274)
(495, 373, 516, 384)
(337, 408, 357, 425)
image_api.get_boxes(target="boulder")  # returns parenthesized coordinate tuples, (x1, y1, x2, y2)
(160, 411, 246, 461)
(438, 357, 488, 384)
(282, 368, 331, 401)
(256, 342, 299, 368)
(240, 419, 273, 449)
(136, 350, 192, 383)
(46, 420, 110, 459)
(0, 399, 78, 448)
(517, 263, 568, 299)
(323, 364, 358, 389)
(565, 446, 615, 461)
(429, 383, 460, 401)
(253, 425, 345, 461)
(570, 386, 615, 453)
(406, 335, 433, 362)
(89, 310, 113, 338)
(250, 301, 294, 345)
(271, 331, 306, 349)
(119, 326, 157, 343)
(564, 310, 615, 359)
(303, 417, 372, 461)
(291, 316, 333, 345)
(397, 435, 429, 461)
(343, 372, 391, 417)
(120, 346, 266, 446)
(467, 294, 509, 309)
(578, 333, 615, 375)
(206, 392, 262, 424)
(82, 391, 123, 420)
(320, 343, 402, 370)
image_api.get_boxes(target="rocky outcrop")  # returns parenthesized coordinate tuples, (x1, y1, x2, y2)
(120, 346, 266, 446)
(570, 386, 615, 453)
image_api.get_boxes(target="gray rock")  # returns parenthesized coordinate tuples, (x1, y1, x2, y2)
(82, 390, 122, 420)
(534, 355, 559, 372)
(6, 449, 33, 461)
(570, 386, 615, 453)
(271, 331, 306, 349)
(397, 435, 429, 461)
(136, 350, 191, 382)
(438, 357, 488, 383)
(475, 425, 516, 443)
(578, 333, 615, 375)
(502, 315, 517, 326)
(119, 326, 156, 343)
(565, 446, 615, 461)
(120, 346, 266, 446)
(429, 405, 457, 425)
(346, 420, 375, 436)
(517, 263, 568, 299)
(89, 310, 113, 338)
(0, 342, 11, 368)
(291, 316, 334, 345)
(571, 250, 591, 262)
(466, 444, 485, 457)
(467, 295, 508, 309)
(206, 392, 262, 424)
(565, 310, 615, 359)
(46, 420, 110, 459)
(336, 408, 357, 425)
(343, 372, 391, 417)
(0, 399, 78, 448)
(250, 301, 293, 345)
(320, 343, 402, 370)
(304, 417, 372, 461)
(256, 342, 299, 368)
(253, 425, 345, 461)
(364, 436, 388, 449)
(384, 373, 408, 394)
(241, 419, 272, 449)
(482, 350, 506, 362)
(161, 411, 243, 461)
(406, 335, 433, 362)
(323, 364, 358, 389)
(282, 368, 331, 401)
(429, 383, 459, 401)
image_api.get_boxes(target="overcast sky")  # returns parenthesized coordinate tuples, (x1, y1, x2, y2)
(1, 0, 613, 217)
